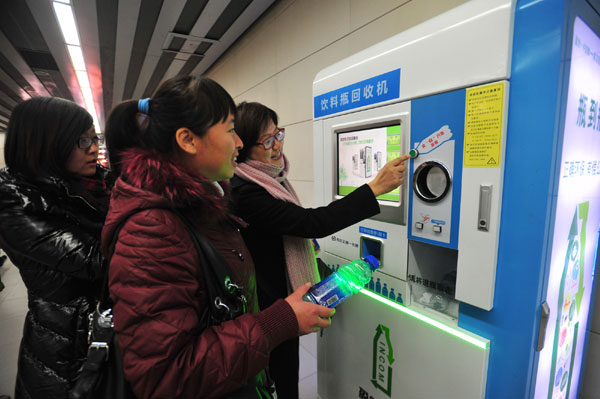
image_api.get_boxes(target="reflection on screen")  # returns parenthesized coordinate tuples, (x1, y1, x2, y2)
(337, 125, 402, 204)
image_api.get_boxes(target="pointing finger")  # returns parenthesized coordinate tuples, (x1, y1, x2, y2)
(390, 154, 410, 166)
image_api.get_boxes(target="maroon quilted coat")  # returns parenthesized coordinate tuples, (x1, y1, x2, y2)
(101, 149, 298, 398)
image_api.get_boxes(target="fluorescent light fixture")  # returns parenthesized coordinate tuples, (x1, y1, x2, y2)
(53, 2, 80, 46)
(76, 70, 90, 89)
(359, 289, 489, 349)
(81, 87, 101, 132)
(53, 1, 102, 133)
(67, 45, 86, 71)
(81, 87, 96, 114)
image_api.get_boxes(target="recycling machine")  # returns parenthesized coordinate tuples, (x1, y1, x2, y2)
(312, 0, 600, 397)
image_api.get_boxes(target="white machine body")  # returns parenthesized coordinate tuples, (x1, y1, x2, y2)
(313, 0, 513, 397)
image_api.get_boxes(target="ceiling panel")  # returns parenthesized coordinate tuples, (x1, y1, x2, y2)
(0, 0, 277, 133)
(132, 0, 187, 100)
(0, 30, 50, 98)
(96, 0, 118, 116)
(126, 0, 172, 101)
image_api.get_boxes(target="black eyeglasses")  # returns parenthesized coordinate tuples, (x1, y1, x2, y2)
(254, 128, 285, 150)
(77, 136, 104, 150)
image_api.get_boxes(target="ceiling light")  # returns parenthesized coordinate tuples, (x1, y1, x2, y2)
(67, 45, 85, 71)
(53, 2, 80, 46)
(76, 70, 90, 88)
(81, 86, 101, 132)
(53, 1, 102, 133)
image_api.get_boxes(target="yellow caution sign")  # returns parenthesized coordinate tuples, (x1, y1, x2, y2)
(464, 81, 506, 167)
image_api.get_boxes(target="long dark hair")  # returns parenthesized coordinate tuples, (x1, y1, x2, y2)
(235, 101, 278, 163)
(4, 97, 93, 178)
(104, 76, 236, 177)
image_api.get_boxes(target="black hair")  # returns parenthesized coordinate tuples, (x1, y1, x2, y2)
(4, 97, 93, 178)
(104, 75, 236, 177)
(235, 101, 278, 163)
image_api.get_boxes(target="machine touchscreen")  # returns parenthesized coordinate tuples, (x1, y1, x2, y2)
(337, 124, 402, 204)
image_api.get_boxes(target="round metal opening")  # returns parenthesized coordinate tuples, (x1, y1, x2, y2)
(412, 161, 451, 203)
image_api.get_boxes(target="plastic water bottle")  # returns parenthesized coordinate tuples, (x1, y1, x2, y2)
(303, 255, 380, 308)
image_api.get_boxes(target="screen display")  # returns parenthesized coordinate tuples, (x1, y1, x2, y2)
(337, 124, 402, 203)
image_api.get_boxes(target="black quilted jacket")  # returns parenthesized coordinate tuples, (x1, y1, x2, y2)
(0, 166, 112, 399)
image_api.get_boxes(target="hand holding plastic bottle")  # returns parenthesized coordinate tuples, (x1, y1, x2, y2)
(285, 283, 336, 335)
(367, 154, 410, 196)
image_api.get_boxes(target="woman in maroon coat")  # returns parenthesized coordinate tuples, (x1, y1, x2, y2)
(102, 76, 334, 398)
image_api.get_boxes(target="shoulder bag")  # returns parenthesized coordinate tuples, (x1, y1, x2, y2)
(70, 208, 275, 399)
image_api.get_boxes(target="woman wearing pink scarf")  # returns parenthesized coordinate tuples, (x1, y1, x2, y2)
(231, 101, 409, 399)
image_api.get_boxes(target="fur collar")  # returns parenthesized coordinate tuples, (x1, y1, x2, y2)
(118, 148, 230, 219)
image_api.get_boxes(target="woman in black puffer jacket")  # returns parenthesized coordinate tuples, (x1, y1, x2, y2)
(0, 97, 112, 399)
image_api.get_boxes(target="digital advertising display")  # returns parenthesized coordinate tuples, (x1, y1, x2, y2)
(337, 125, 402, 204)
(534, 16, 600, 399)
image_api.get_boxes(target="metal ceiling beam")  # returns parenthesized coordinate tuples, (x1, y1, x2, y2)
(158, 0, 215, 83)
(96, 0, 118, 117)
(166, 0, 230, 82)
(131, 0, 186, 100)
(113, 0, 141, 105)
(0, 90, 18, 110)
(0, 29, 50, 98)
(0, 67, 31, 102)
(191, 0, 277, 77)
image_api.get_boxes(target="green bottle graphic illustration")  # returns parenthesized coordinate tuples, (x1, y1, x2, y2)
(547, 202, 588, 399)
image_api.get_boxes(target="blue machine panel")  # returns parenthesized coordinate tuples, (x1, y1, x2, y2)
(408, 89, 465, 249)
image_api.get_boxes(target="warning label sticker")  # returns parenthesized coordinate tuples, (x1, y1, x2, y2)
(464, 81, 506, 167)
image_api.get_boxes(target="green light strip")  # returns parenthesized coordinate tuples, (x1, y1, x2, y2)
(359, 289, 489, 350)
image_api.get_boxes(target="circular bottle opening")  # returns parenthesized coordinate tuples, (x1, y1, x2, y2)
(412, 161, 451, 203)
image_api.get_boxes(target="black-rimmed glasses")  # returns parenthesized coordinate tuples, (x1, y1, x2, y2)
(78, 136, 104, 150)
(254, 128, 285, 150)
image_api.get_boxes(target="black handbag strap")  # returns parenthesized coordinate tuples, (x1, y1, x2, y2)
(169, 208, 244, 305)
(101, 207, 246, 313)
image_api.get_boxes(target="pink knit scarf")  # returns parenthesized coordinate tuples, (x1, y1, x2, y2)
(235, 155, 320, 292)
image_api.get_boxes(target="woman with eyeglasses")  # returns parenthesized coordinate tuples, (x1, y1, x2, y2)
(0, 97, 112, 399)
(231, 101, 410, 399)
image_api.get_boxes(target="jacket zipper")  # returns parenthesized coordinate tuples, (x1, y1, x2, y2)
(64, 185, 99, 213)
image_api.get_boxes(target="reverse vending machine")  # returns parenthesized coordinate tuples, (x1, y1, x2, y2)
(312, 0, 600, 397)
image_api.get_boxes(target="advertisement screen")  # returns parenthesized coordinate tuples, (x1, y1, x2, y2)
(337, 125, 402, 204)
(534, 16, 600, 399)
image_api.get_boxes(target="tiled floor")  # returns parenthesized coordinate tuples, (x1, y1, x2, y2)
(0, 258, 319, 398)
(299, 333, 318, 399)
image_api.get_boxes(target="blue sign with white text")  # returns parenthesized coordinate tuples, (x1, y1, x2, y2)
(313, 69, 400, 118)
(360, 226, 387, 239)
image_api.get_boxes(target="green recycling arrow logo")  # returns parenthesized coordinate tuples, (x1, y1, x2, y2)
(372, 324, 394, 397)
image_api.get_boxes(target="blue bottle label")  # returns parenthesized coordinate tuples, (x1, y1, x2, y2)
(307, 274, 350, 308)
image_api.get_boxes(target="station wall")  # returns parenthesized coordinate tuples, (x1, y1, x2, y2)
(204, 0, 469, 207)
